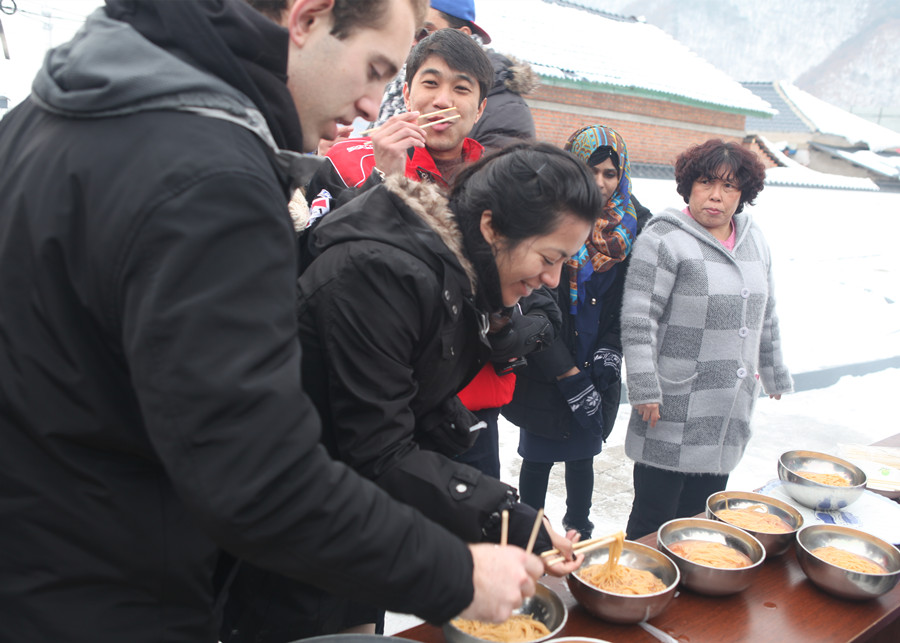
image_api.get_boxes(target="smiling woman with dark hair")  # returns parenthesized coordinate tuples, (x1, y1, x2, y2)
(621, 139, 793, 541)
(223, 142, 602, 642)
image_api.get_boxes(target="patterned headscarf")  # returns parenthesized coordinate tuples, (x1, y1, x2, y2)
(564, 125, 638, 312)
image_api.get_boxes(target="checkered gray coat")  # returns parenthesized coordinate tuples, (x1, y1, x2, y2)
(622, 208, 793, 474)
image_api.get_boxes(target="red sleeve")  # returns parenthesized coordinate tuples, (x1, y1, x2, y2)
(457, 364, 517, 411)
(324, 138, 377, 187)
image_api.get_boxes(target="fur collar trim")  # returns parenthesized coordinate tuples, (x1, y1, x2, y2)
(383, 175, 478, 292)
(504, 55, 539, 95)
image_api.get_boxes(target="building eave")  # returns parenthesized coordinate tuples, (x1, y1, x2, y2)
(537, 75, 774, 119)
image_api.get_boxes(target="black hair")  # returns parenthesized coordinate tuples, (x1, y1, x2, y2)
(434, 9, 470, 31)
(674, 139, 766, 214)
(449, 142, 603, 310)
(586, 146, 620, 172)
(405, 28, 493, 102)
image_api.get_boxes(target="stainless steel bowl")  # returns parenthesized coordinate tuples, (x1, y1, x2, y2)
(443, 582, 567, 643)
(657, 517, 765, 596)
(706, 490, 803, 557)
(566, 540, 679, 624)
(298, 636, 413, 643)
(777, 450, 866, 510)
(795, 524, 900, 600)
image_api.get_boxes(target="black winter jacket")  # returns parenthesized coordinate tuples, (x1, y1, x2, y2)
(298, 176, 521, 537)
(468, 51, 539, 152)
(0, 3, 472, 642)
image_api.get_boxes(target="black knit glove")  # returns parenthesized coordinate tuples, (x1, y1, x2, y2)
(556, 370, 604, 436)
(591, 345, 623, 392)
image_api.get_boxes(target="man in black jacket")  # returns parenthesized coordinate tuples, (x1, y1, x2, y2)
(0, 1, 541, 642)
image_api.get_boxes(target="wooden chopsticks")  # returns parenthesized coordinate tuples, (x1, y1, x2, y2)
(524, 508, 544, 555)
(359, 107, 459, 136)
(540, 531, 624, 567)
(499, 508, 544, 554)
(420, 113, 461, 129)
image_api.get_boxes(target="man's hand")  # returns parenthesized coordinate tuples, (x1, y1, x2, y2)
(370, 112, 426, 177)
(460, 544, 542, 623)
(635, 403, 660, 428)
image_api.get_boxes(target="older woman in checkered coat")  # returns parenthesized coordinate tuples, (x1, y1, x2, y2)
(622, 139, 793, 540)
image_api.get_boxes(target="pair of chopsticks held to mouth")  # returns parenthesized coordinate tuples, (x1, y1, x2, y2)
(359, 106, 459, 136)
(499, 508, 622, 566)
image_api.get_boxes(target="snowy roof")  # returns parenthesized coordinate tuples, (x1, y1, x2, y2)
(756, 136, 880, 191)
(778, 82, 900, 153)
(476, 0, 775, 117)
(809, 143, 900, 181)
(742, 82, 811, 133)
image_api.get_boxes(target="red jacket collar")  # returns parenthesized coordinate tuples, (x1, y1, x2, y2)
(405, 138, 484, 188)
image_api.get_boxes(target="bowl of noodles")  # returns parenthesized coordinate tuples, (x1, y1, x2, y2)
(706, 490, 803, 557)
(778, 450, 866, 510)
(566, 532, 679, 624)
(445, 582, 566, 643)
(657, 518, 765, 596)
(795, 524, 900, 600)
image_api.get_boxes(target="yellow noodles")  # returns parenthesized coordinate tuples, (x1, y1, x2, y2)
(716, 506, 793, 534)
(796, 470, 852, 486)
(451, 614, 550, 642)
(812, 546, 887, 574)
(668, 539, 753, 568)
(577, 531, 666, 595)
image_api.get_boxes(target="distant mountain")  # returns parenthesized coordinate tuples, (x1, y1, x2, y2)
(571, 0, 900, 113)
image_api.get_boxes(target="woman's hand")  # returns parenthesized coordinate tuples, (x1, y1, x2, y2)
(540, 523, 585, 577)
(635, 403, 660, 428)
(769, 394, 782, 400)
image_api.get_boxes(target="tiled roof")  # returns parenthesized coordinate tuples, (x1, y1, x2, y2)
(778, 82, 900, 153)
(755, 136, 880, 191)
(809, 142, 900, 180)
(742, 82, 812, 133)
(477, 0, 775, 117)
(630, 163, 675, 180)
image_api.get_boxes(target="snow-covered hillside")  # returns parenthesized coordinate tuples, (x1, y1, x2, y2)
(575, 0, 900, 114)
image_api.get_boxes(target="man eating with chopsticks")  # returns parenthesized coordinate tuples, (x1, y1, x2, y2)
(301, 27, 491, 227)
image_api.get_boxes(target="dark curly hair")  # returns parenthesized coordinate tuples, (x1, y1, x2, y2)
(674, 139, 766, 214)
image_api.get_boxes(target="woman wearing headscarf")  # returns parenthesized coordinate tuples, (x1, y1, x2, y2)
(503, 125, 651, 539)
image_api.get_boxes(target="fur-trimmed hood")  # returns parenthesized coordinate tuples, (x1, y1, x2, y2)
(488, 51, 539, 96)
(310, 175, 477, 293)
